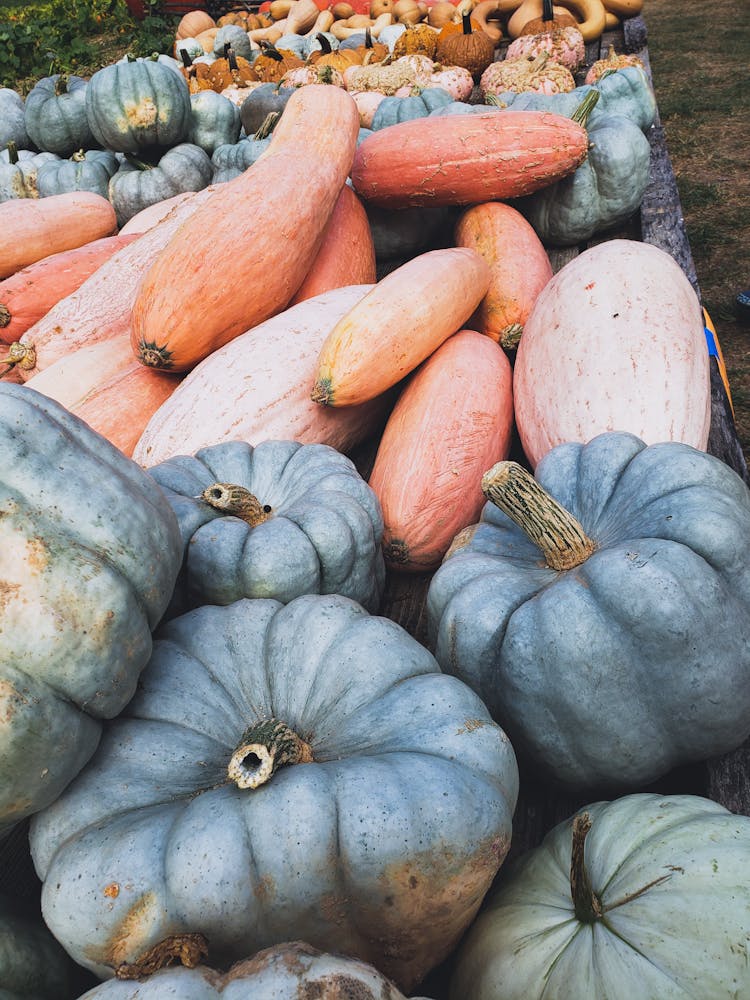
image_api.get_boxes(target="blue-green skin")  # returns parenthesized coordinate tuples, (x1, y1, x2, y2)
(0, 894, 77, 999)
(212, 23, 256, 62)
(450, 794, 750, 1000)
(30, 594, 519, 990)
(0, 148, 59, 201)
(148, 439, 385, 615)
(0, 385, 182, 834)
(211, 135, 271, 183)
(85, 60, 191, 153)
(427, 431, 750, 791)
(487, 65, 657, 132)
(188, 91, 241, 156)
(23, 75, 96, 157)
(514, 113, 651, 245)
(370, 87, 454, 131)
(109, 142, 212, 227)
(0, 89, 31, 150)
(238, 83, 295, 136)
(367, 203, 456, 260)
(36, 148, 118, 199)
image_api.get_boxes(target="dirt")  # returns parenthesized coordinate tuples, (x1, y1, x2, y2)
(645, 0, 750, 463)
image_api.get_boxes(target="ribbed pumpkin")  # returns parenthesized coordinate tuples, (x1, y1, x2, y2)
(207, 44, 259, 91)
(176, 9, 216, 40)
(584, 43, 645, 84)
(24, 73, 96, 156)
(392, 21, 439, 58)
(30, 593, 519, 991)
(253, 41, 306, 81)
(36, 148, 118, 199)
(435, 12, 495, 80)
(479, 51, 576, 96)
(0, 384, 182, 833)
(108, 143, 213, 228)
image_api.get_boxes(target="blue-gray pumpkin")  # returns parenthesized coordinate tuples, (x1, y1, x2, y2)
(211, 135, 271, 183)
(212, 23, 256, 62)
(147, 439, 385, 614)
(77, 942, 426, 999)
(0, 384, 183, 833)
(0, 143, 59, 201)
(370, 87, 454, 130)
(24, 74, 96, 157)
(450, 793, 750, 1000)
(427, 431, 750, 791)
(85, 59, 192, 153)
(108, 142, 213, 227)
(30, 594, 519, 992)
(188, 90, 241, 155)
(36, 148, 119, 199)
(0, 88, 31, 150)
(238, 82, 295, 136)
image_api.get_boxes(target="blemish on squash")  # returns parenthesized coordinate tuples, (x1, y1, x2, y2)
(103, 883, 120, 898)
(253, 874, 275, 903)
(0, 679, 29, 723)
(25, 536, 49, 572)
(95, 889, 162, 969)
(456, 718, 485, 735)
(123, 99, 158, 130)
(298, 976, 381, 999)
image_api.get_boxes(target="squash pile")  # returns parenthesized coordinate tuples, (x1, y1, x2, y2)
(4, 9, 750, 1000)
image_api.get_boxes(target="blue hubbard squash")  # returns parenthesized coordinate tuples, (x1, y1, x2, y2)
(427, 431, 750, 791)
(30, 594, 519, 992)
(24, 74, 96, 156)
(0, 384, 182, 833)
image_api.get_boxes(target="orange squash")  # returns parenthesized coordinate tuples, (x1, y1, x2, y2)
(290, 184, 376, 304)
(0, 234, 138, 345)
(369, 328, 514, 571)
(311, 246, 491, 407)
(131, 85, 361, 373)
(24, 340, 181, 458)
(132, 283, 391, 467)
(8, 188, 215, 381)
(0, 191, 117, 280)
(351, 109, 588, 207)
(454, 201, 553, 348)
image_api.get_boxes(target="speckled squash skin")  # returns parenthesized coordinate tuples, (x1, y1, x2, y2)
(77, 941, 423, 999)
(513, 240, 711, 467)
(108, 143, 213, 227)
(30, 594, 519, 992)
(450, 794, 750, 1000)
(0, 384, 182, 833)
(427, 431, 750, 791)
(148, 439, 385, 614)
(24, 74, 96, 156)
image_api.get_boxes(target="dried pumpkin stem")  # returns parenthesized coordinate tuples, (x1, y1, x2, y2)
(0, 305, 10, 329)
(570, 812, 603, 922)
(0, 341, 36, 371)
(228, 718, 313, 789)
(115, 933, 209, 980)
(499, 322, 523, 350)
(254, 111, 280, 140)
(198, 482, 272, 527)
(481, 461, 596, 570)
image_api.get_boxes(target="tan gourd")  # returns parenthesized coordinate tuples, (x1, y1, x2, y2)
(507, 0, 606, 40)
(285, 0, 322, 34)
(370, 0, 394, 15)
(332, 2, 355, 17)
(304, 9, 335, 33)
(468, 1, 506, 43)
(248, 21, 287, 42)
(176, 10, 216, 40)
(194, 26, 219, 52)
(429, 1, 461, 27)
(602, 0, 642, 16)
(269, 0, 294, 19)
(393, 0, 424, 22)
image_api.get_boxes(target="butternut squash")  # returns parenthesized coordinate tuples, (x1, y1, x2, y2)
(131, 85, 360, 373)
(351, 109, 588, 208)
(454, 202, 552, 348)
(369, 329, 514, 571)
(311, 246, 490, 407)
(0, 192, 117, 280)
(132, 284, 390, 467)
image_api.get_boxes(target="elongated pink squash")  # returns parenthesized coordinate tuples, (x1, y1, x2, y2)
(312, 246, 491, 407)
(351, 110, 588, 208)
(290, 184, 376, 305)
(514, 239, 712, 468)
(133, 284, 391, 467)
(6, 188, 215, 381)
(0, 192, 117, 279)
(0, 234, 139, 345)
(454, 201, 553, 347)
(131, 85, 361, 373)
(369, 329, 514, 572)
(25, 340, 181, 457)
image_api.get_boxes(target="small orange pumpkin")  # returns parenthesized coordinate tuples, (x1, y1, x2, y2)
(309, 34, 363, 70)
(436, 11, 495, 79)
(392, 21, 439, 58)
(175, 9, 216, 40)
(207, 44, 259, 92)
(253, 40, 305, 82)
(178, 50, 215, 93)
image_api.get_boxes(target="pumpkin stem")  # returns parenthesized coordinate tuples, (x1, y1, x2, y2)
(570, 813, 603, 923)
(498, 322, 523, 350)
(54, 73, 68, 96)
(259, 40, 284, 61)
(461, 10, 473, 33)
(197, 483, 273, 527)
(115, 933, 209, 980)
(480, 461, 597, 571)
(364, 26, 374, 48)
(571, 88, 600, 128)
(228, 718, 314, 789)
(254, 110, 281, 139)
(0, 341, 36, 373)
(0, 304, 10, 329)
(71, 148, 86, 162)
(542, 0, 554, 23)
(5, 140, 18, 166)
(179, 48, 194, 68)
(124, 151, 154, 171)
